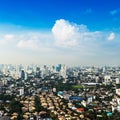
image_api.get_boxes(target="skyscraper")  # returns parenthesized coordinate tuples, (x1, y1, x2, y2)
(21, 70, 25, 80)
(116, 78, 120, 96)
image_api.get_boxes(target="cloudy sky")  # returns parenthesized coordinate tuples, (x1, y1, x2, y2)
(0, 0, 120, 66)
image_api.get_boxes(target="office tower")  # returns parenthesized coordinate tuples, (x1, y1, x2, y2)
(116, 78, 120, 95)
(60, 65, 67, 79)
(56, 64, 61, 72)
(36, 67, 41, 78)
(104, 75, 111, 85)
(21, 70, 25, 80)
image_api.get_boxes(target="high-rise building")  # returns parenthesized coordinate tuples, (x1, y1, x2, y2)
(36, 70, 41, 78)
(116, 78, 120, 95)
(104, 75, 111, 85)
(21, 70, 25, 80)
(56, 64, 61, 72)
(60, 65, 67, 79)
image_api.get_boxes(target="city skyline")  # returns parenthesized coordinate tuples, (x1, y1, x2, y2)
(0, 0, 120, 66)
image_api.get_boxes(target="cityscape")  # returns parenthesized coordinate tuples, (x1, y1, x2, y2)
(0, 64, 120, 119)
(0, 0, 120, 120)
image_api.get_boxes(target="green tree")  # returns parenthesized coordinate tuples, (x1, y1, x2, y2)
(9, 99, 23, 120)
(34, 96, 42, 112)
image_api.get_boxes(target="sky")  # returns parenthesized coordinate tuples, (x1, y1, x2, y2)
(0, 0, 120, 66)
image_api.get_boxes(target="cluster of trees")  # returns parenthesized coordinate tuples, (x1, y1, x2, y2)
(0, 94, 23, 120)
(0, 94, 15, 102)
(34, 96, 42, 112)
(9, 99, 23, 120)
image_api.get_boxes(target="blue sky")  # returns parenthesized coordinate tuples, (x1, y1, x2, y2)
(0, 0, 120, 66)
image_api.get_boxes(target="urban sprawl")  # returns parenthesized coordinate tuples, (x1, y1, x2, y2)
(0, 64, 120, 120)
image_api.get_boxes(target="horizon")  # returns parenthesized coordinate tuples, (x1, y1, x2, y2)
(0, 0, 120, 66)
(0, 63, 119, 68)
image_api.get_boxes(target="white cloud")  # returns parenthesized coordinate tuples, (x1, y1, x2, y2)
(0, 31, 53, 51)
(107, 32, 115, 41)
(0, 34, 14, 45)
(16, 33, 41, 50)
(16, 32, 54, 52)
(4, 34, 14, 40)
(52, 19, 80, 47)
(52, 19, 86, 47)
(17, 40, 39, 50)
(51, 19, 120, 63)
(52, 19, 101, 49)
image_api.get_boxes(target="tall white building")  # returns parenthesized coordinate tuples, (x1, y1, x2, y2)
(116, 78, 120, 96)
(60, 65, 67, 79)
(104, 75, 111, 85)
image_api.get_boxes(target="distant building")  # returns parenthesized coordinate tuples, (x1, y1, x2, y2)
(25, 72, 28, 80)
(21, 70, 25, 80)
(104, 75, 111, 85)
(116, 78, 120, 96)
(87, 96, 93, 103)
(56, 64, 61, 72)
(60, 65, 67, 79)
